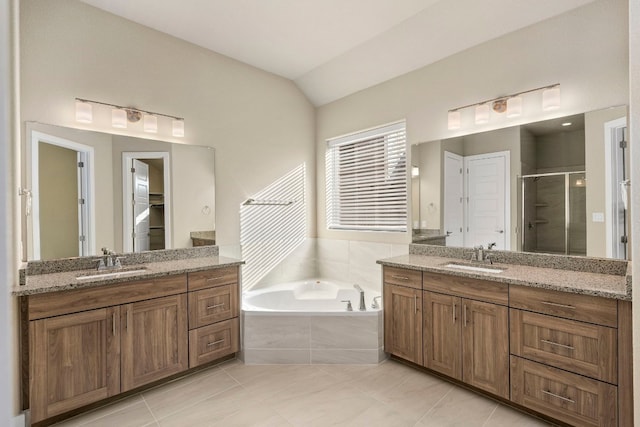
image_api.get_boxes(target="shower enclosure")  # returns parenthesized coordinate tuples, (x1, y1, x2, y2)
(520, 171, 586, 255)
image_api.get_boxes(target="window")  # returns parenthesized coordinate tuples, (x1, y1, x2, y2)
(326, 121, 407, 232)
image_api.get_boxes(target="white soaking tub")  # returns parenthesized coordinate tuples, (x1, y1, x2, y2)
(242, 279, 384, 364)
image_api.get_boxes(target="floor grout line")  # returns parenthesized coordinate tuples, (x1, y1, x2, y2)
(481, 403, 499, 427)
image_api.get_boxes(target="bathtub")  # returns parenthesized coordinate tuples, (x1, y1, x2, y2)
(242, 279, 385, 364)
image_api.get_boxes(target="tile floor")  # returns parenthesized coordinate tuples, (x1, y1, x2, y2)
(52, 359, 554, 427)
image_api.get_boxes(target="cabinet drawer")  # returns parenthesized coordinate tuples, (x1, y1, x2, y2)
(510, 356, 617, 427)
(188, 266, 239, 291)
(510, 309, 617, 384)
(189, 318, 239, 367)
(423, 271, 508, 306)
(383, 266, 422, 290)
(28, 274, 187, 320)
(509, 286, 617, 327)
(188, 284, 238, 329)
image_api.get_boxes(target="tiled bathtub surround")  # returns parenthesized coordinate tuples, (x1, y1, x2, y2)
(251, 238, 409, 293)
(242, 310, 384, 364)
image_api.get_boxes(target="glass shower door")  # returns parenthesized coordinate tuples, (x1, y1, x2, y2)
(521, 172, 586, 256)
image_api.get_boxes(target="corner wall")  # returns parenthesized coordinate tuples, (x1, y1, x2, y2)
(19, 0, 317, 255)
(316, 0, 628, 245)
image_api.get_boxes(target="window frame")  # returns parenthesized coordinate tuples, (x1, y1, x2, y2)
(326, 121, 408, 233)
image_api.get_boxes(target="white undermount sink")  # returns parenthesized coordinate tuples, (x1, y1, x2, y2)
(76, 266, 148, 281)
(443, 262, 504, 274)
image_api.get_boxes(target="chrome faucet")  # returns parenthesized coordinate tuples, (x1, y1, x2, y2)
(372, 295, 382, 309)
(354, 284, 366, 311)
(472, 245, 484, 262)
(98, 247, 124, 270)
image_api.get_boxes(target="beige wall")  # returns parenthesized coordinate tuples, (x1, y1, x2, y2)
(19, 0, 316, 255)
(585, 105, 629, 257)
(171, 145, 216, 249)
(316, 0, 628, 244)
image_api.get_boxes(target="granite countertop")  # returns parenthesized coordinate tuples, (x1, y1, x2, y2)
(377, 254, 631, 301)
(14, 256, 244, 296)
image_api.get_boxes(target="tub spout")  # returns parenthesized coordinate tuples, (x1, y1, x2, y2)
(341, 300, 353, 311)
(354, 284, 366, 311)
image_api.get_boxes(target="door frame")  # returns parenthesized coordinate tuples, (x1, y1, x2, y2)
(122, 152, 171, 253)
(28, 130, 95, 259)
(604, 117, 628, 259)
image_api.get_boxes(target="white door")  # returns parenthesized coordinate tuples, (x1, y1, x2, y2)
(465, 152, 510, 249)
(443, 151, 464, 247)
(132, 160, 150, 252)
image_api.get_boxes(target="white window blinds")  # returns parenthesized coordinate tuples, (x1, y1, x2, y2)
(326, 121, 407, 232)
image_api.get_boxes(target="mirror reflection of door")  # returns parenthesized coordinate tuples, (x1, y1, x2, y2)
(465, 151, 509, 250)
(132, 159, 150, 252)
(443, 151, 464, 247)
(123, 152, 171, 253)
(30, 132, 94, 260)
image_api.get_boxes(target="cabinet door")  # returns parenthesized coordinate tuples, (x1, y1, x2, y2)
(121, 294, 188, 392)
(384, 284, 422, 365)
(423, 292, 462, 380)
(30, 307, 120, 423)
(462, 299, 509, 399)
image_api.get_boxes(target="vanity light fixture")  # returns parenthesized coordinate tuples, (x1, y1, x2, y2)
(143, 114, 158, 133)
(172, 119, 185, 137)
(74, 98, 185, 137)
(111, 108, 127, 128)
(542, 86, 561, 111)
(447, 110, 461, 130)
(75, 100, 93, 123)
(447, 83, 560, 130)
(475, 104, 490, 124)
(506, 96, 523, 118)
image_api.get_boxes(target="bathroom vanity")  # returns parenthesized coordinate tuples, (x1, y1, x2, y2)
(378, 249, 631, 427)
(14, 248, 242, 426)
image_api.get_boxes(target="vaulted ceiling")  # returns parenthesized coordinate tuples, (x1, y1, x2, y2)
(80, 0, 597, 106)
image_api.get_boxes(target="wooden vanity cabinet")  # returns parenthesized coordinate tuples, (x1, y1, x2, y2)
(26, 274, 188, 424)
(383, 267, 423, 365)
(30, 306, 121, 423)
(121, 294, 188, 392)
(187, 266, 240, 367)
(509, 285, 629, 427)
(384, 265, 631, 426)
(422, 272, 509, 399)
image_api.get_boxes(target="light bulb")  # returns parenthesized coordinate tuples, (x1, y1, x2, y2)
(172, 119, 185, 137)
(75, 100, 93, 123)
(475, 104, 490, 124)
(143, 114, 158, 133)
(112, 108, 127, 128)
(506, 96, 523, 118)
(542, 86, 561, 111)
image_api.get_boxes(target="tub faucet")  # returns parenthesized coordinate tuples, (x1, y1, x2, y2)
(354, 284, 366, 311)
(372, 295, 382, 309)
(341, 300, 353, 311)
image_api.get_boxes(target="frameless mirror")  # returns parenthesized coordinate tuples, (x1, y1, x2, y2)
(24, 122, 215, 261)
(411, 105, 629, 260)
